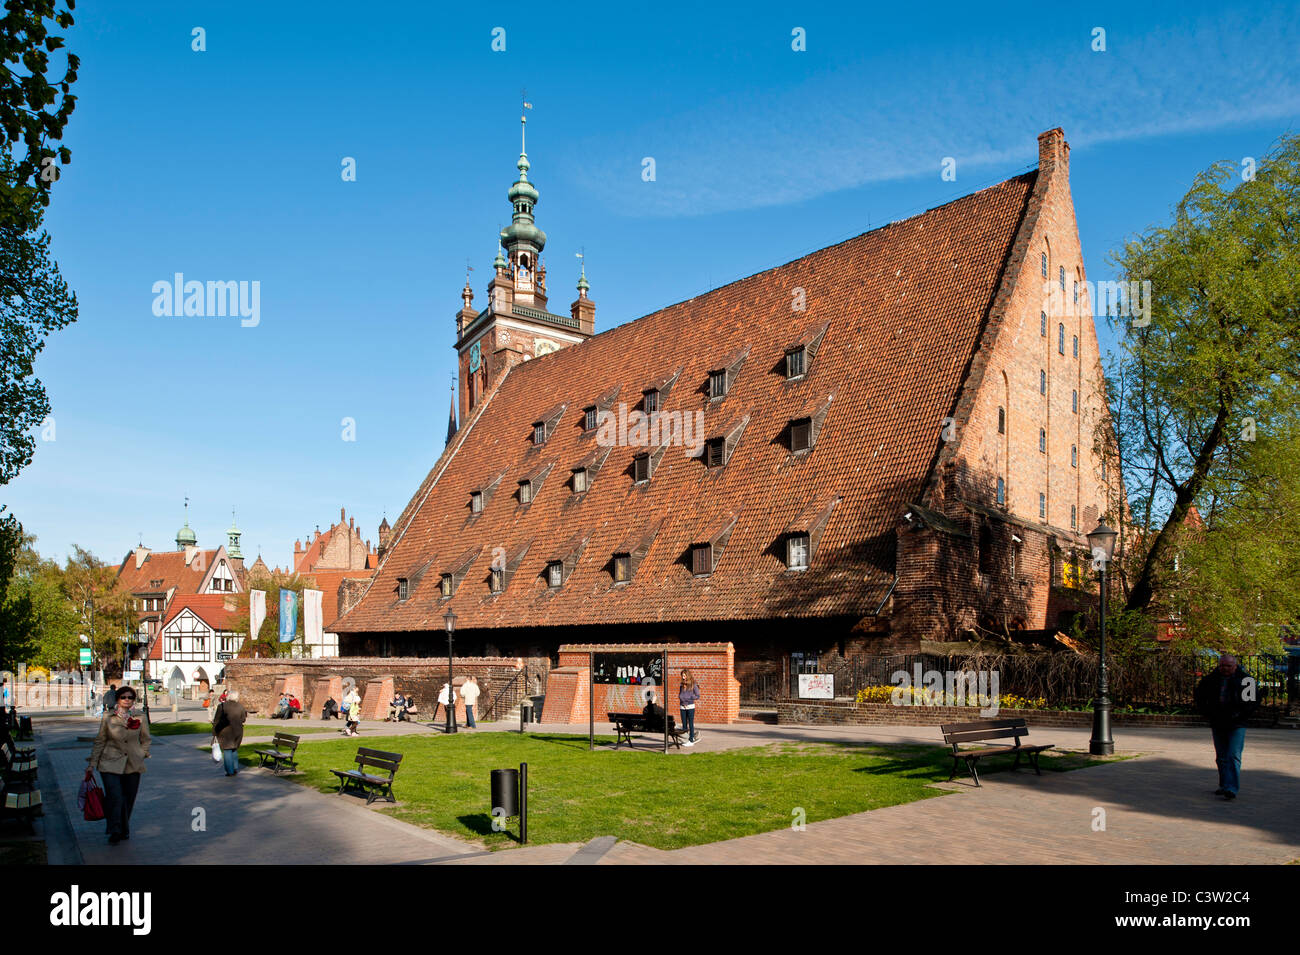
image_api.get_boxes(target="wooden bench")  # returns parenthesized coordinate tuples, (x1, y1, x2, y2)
(0, 778, 41, 832)
(1, 736, 37, 784)
(330, 748, 402, 805)
(941, 718, 1054, 787)
(607, 711, 686, 750)
(253, 732, 300, 774)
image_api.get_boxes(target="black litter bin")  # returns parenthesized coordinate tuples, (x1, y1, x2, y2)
(519, 701, 533, 725)
(491, 768, 519, 817)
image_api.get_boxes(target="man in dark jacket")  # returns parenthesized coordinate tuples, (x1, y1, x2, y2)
(1193, 654, 1258, 800)
(211, 691, 248, 777)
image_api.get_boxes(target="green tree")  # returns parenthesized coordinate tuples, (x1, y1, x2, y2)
(1105, 134, 1300, 616)
(0, 0, 78, 233)
(0, 154, 77, 486)
(61, 546, 134, 674)
(0, 509, 35, 668)
(1169, 419, 1300, 652)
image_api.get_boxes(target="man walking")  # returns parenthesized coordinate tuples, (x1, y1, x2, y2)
(1194, 653, 1259, 800)
(461, 676, 480, 729)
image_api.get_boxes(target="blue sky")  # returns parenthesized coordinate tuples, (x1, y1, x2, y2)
(8, 0, 1298, 565)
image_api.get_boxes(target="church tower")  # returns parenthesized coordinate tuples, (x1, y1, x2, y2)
(456, 108, 595, 422)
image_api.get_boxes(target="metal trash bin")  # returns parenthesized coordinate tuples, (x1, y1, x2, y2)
(490, 768, 519, 818)
(519, 701, 533, 724)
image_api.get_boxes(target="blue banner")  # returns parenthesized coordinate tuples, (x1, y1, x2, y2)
(278, 590, 299, 642)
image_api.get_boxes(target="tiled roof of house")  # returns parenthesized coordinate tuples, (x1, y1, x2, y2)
(336, 171, 1037, 633)
(115, 548, 219, 596)
(148, 594, 244, 658)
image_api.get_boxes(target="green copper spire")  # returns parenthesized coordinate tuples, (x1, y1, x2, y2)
(500, 107, 547, 254)
(175, 497, 196, 550)
(226, 508, 243, 559)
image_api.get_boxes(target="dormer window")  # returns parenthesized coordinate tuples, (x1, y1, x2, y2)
(643, 390, 659, 414)
(471, 492, 484, 514)
(547, 562, 563, 588)
(702, 413, 749, 469)
(691, 544, 714, 576)
(490, 568, 504, 593)
(532, 423, 546, 445)
(634, 453, 652, 483)
(440, 574, 453, 598)
(519, 480, 533, 504)
(708, 369, 728, 399)
(707, 346, 749, 401)
(613, 554, 631, 583)
(785, 347, 806, 379)
(786, 533, 810, 571)
(397, 578, 409, 601)
(791, 417, 813, 453)
(531, 403, 566, 445)
(573, 468, 588, 493)
(705, 438, 725, 468)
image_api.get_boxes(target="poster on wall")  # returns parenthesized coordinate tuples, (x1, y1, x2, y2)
(591, 652, 665, 687)
(797, 673, 834, 699)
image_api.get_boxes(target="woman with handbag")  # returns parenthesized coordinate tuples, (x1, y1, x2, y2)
(211, 690, 247, 776)
(86, 685, 150, 845)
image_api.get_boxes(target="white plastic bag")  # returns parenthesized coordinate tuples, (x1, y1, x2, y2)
(211, 740, 222, 763)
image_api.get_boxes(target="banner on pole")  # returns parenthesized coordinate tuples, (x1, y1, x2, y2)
(278, 590, 299, 642)
(250, 590, 267, 642)
(303, 588, 323, 647)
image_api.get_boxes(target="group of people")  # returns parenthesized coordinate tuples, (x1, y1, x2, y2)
(386, 691, 418, 722)
(271, 692, 302, 719)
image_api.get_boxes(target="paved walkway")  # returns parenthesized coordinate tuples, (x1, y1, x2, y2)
(27, 714, 1300, 865)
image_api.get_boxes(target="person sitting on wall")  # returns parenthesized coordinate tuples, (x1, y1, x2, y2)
(288, 695, 302, 718)
(642, 690, 665, 730)
(403, 697, 418, 720)
(387, 691, 407, 722)
(273, 693, 292, 719)
(321, 697, 339, 720)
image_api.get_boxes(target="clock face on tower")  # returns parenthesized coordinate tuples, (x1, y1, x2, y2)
(469, 340, 481, 372)
(534, 339, 559, 357)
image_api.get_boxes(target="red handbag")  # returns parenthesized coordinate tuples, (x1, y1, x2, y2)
(78, 768, 105, 821)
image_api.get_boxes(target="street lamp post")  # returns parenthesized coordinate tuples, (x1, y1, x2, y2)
(1086, 521, 1118, 756)
(444, 607, 458, 734)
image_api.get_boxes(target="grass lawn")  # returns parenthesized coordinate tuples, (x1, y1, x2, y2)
(151, 720, 335, 736)
(241, 732, 1107, 850)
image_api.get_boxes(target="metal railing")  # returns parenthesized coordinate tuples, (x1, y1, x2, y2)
(482, 667, 530, 722)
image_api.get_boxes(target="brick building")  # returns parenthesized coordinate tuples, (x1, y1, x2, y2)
(333, 126, 1122, 691)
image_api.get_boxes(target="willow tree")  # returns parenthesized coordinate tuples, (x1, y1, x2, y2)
(1106, 135, 1300, 616)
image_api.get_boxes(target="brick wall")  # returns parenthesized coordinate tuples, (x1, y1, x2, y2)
(545, 643, 740, 723)
(773, 698, 1281, 729)
(224, 656, 524, 717)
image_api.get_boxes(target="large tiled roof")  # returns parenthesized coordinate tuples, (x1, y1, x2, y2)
(337, 172, 1036, 633)
(115, 549, 219, 596)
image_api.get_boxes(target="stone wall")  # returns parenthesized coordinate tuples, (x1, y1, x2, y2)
(224, 656, 525, 718)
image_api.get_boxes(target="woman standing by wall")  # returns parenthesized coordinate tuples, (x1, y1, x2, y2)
(87, 686, 150, 844)
(679, 669, 701, 747)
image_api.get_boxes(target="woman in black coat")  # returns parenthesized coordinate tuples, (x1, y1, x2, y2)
(211, 690, 248, 776)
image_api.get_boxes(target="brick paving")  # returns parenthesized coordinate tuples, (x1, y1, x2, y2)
(30, 713, 1300, 865)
